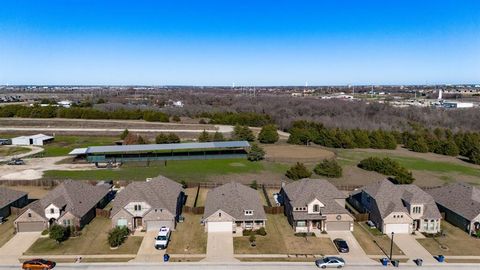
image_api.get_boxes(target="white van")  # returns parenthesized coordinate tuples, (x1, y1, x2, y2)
(154, 227, 171, 250)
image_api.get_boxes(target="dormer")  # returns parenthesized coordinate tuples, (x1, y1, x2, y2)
(410, 204, 423, 217)
(307, 198, 325, 214)
(45, 203, 61, 220)
(244, 210, 254, 216)
(125, 201, 151, 216)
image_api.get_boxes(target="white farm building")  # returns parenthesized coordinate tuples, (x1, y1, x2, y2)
(11, 134, 54, 146)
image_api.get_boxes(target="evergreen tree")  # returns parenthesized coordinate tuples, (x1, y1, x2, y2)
(120, 129, 129, 140)
(167, 133, 180, 143)
(352, 129, 371, 148)
(369, 130, 385, 149)
(198, 130, 211, 142)
(49, 224, 69, 243)
(467, 143, 480, 165)
(258, 124, 279, 144)
(247, 143, 265, 161)
(409, 136, 429, 153)
(233, 125, 256, 141)
(285, 162, 312, 180)
(212, 131, 225, 141)
(155, 133, 169, 144)
(383, 132, 397, 150)
(441, 140, 460, 156)
(288, 127, 313, 145)
(314, 159, 343, 178)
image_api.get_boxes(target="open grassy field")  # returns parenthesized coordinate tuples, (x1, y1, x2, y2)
(0, 146, 31, 157)
(25, 217, 142, 255)
(35, 135, 118, 157)
(417, 222, 480, 256)
(234, 214, 338, 255)
(43, 158, 289, 184)
(0, 217, 16, 248)
(334, 148, 480, 186)
(166, 214, 207, 254)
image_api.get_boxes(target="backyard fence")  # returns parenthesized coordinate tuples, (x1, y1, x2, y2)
(183, 206, 205, 215)
(96, 208, 111, 218)
(264, 206, 284, 214)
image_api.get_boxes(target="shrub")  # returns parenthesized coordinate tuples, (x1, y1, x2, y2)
(198, 130, 211, 142)
(247, 143, 265, 161)
(212, 131, 225, 141)
(249, 234, 256, 243)
(108, 226, 130, 248)
(250, 180, 258, 190)
(255, 227, 267, 236)
(156, 133, 180, 144)
(49, 224, 69, 243)
(41, 229, 49, 236)
(285, 162, 312, 180)
(258, 124, 279, 144)
(243, 229, 253, 236)
(120, 129, 129, 140)
(314, 159, 343, 178)
(172, 115, 181, 122)
(358, 157, 414, 184)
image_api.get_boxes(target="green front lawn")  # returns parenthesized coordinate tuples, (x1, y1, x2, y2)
(43, 159, 285, 182)
(234, 214, 338, 255)
(166, 214, 207, 254)
(417, 222, 480, 256)
(0, 217, 16, 248)
(25, 217, 142, 255)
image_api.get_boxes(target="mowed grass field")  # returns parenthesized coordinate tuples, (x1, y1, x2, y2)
(37, 135, 118, 157)
(0, 146, 31, 156)
(43, 158, 289, 183)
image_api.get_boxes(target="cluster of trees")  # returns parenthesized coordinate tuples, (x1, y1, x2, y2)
(358, 157, 414, 184)
(198, 130, 225, 142)
(0, 105, 170, 122)
(155, 133, 181, 144)
(108, 226, 130, 248)
(287, 120, 398, 150)
(233, 125, 256, 141)
(313, 159, 343, 178)
(200, 112, 273, 127)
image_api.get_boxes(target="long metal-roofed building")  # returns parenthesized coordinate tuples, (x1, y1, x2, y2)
(69, 141, 251, 163)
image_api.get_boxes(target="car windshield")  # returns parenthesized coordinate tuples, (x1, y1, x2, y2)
(323, 258, 330, 263)
(156, 236, 167, 241)
(338, 241, 347, 247)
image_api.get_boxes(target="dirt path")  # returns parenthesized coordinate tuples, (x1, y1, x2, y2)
(0, 145, 44, 162)
(0, 156, 95, 180)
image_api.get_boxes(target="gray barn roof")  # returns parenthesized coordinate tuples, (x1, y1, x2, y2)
(84, 141, 250, 154)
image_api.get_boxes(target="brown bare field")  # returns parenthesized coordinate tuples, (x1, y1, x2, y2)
(263, 144, 334, 163)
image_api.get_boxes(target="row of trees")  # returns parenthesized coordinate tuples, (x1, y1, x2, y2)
(0, 104, 170, 122)
(200, 111, 273, 127)
(358, 157, 414, 184)
(285, 159, 343, 180)
(287, 121, 398, 149)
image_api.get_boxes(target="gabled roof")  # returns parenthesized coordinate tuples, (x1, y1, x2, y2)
(359, 179, 441, 219)
(427, 182, 480, 221)
(204, 182, 266, 221)
(282, 179, 350, 218)
(0, 187, 27, 209)
(27, 180, 109, 219)
(111, 176, 183, 217)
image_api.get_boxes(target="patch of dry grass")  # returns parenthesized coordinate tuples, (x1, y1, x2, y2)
(166, 214, 206, 254)
(352, 223, 404, 256)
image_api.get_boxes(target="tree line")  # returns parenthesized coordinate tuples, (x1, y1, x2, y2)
(0, 105, 169, 122)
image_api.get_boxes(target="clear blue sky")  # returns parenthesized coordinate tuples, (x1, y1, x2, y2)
(0, 0, 479, 86)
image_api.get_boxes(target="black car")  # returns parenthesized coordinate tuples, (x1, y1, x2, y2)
(333, 238, 349, 253)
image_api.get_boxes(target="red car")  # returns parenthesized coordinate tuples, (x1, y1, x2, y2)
(22, 259, 56, 270)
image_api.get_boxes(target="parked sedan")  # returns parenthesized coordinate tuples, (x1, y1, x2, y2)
(315, 256, 345, 268)
(333, 238, 349, 253)
(22, 259, 56, 269)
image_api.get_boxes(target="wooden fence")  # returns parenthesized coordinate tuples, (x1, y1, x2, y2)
(353, 213, 369, 222)
(183, 206, 205, 215)
(96, 208, 111, 218)
(264, 206, 284, 214)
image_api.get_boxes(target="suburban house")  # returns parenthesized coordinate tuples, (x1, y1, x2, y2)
(349, 179, 441, 234)
(110, 176, 184, 231)
(0, 187, 28, 219)
(11, 134, 54, 146)
(14, 180, 111, 232)
(203, 182, 267, 235)
(427, 182, 480, 235)
(280, 179, 354, 233)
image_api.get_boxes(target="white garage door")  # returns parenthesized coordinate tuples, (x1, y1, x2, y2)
(145, 220, 174, 231)
(385, 223, 409, 234)
(208, 221, 233, 232)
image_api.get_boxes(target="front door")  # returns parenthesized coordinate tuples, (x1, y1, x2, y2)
(134, 217, 143, 228)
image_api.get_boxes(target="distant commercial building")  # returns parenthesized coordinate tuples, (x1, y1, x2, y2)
(441, 101, 474, 109)
(11, 134, 54, 146)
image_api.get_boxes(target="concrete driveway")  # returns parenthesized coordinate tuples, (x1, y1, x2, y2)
(132, 231, 165, 262)
(0, 232, 41, 264)
(204, 232, 237, 262)
(328, 231, 377, 264)
(390, 233, 437, 264)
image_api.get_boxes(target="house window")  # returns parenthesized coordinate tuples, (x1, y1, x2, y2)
(313, 204, 320, 212)
(28, 213, 32, 218)
(63, 220, 71, 226)
(134, 204, 142, 211)
(297, 221, 306, 227)
(219, 212, 221, 217)
(245, 210, 253, 216)
(413, 206, 421, 214)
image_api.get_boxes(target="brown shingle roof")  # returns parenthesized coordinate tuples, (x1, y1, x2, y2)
(0, 187, 27, 209)
(359, 179, 441, 219)
(427, 182, 480, 221)
(111, 175, 183, 217)
(204, 182, 266, 221)
(29, 180, 109, 219)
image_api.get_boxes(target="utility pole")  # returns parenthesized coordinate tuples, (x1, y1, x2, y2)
(390, 232, 394, 261)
